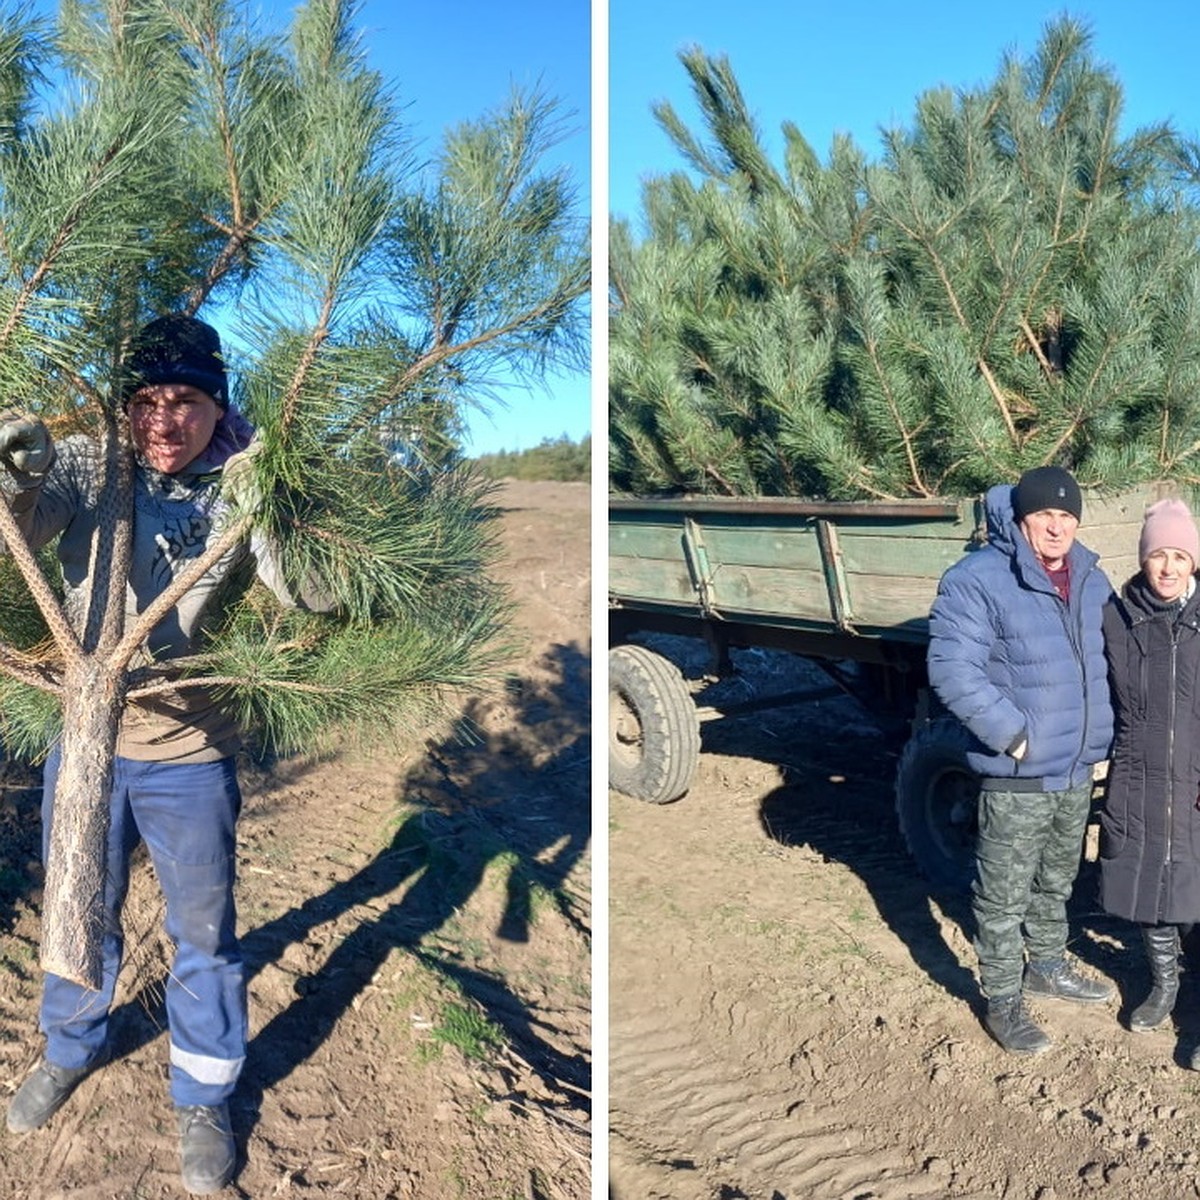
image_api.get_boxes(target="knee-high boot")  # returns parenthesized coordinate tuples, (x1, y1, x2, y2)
(1130, 923, 1180, 1033)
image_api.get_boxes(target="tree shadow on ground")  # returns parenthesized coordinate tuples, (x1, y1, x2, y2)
(105, 639, 591, 1139)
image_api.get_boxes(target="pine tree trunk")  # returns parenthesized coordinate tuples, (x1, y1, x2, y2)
(39, 661, 125, 991)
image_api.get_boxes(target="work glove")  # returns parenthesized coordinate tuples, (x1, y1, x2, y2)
(0, 409, 54, 488)
(220, 439, 265, 516)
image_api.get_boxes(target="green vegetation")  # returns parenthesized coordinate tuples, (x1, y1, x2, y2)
(0, 0, 589, 763)
(393, 960, 508, 1066)
(611, 16, 1200, 500)
(474, 433, 591, 481)
(423, 998, 507, 1062)
(0, 0, 586, 988)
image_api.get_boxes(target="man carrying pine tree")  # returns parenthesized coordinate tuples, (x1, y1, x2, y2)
(1, 315, 331, 1195)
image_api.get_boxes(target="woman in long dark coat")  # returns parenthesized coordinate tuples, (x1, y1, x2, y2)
(1101, 498, 1200, 1048)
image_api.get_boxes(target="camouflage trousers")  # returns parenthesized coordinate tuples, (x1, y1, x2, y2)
(971, 782, 1092, 1000)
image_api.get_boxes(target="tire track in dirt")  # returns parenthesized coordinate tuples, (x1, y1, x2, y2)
(610, 1002, 952, 1200)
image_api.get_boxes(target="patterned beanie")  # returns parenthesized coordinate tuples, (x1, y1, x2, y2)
(123, 314, 229, 408)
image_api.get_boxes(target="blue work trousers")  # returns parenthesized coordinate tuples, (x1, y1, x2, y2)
(38, 751, 246, 1108)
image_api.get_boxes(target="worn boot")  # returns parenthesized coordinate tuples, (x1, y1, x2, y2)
(177, 1103, 236, 1195)
(6, 1057, 100, 1134)
(984, 994, 1052, 1055)
(1023, 957, 1115, 1005)
(1129, 923, 1181, 1032)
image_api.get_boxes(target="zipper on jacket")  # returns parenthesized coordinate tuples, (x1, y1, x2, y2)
(1166, 619, 1180, 867)
(1061, 556, 1093, 787)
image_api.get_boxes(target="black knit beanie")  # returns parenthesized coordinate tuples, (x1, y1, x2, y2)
(124, 315, 229, 408)
(1012, 465, 1082, 522)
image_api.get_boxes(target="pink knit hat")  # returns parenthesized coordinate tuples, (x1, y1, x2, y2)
(1139, 498, 1200, 566)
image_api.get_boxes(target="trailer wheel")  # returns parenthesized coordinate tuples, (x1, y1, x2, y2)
(609, 644, 700, 804)
(895, 718, 979, 892)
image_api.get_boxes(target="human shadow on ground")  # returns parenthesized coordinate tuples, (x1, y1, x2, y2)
(746, 720, 982, 1008)
(103, 639, 591, 1141)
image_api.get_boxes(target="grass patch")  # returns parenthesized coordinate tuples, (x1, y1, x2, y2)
(423, 1000, 506, 1062)
(386, 952, 507, 1066)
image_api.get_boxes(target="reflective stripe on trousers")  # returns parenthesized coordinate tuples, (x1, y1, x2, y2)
(38, 750, 247, 1107)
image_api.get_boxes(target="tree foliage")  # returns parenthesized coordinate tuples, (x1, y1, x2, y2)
(0, 0, 589, 762)
(474, 433, 590, 482)
(610, 17, 1200, 499)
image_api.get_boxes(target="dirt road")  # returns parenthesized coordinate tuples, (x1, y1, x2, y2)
(0, 478, 591, 1199)
(609, 640, 1200, 1200)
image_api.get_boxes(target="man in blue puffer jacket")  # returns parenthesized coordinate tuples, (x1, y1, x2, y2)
(928, 465, 1115, 1055)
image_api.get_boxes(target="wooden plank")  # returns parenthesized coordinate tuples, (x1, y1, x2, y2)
(609, 521, 687, 561)
(798, 512, 980, 540)
(612, 515, 979, 575)
(609, 485, 1173, 636)
(704, 563, 847, 624)
(687, 524, 825, 572)
(691, 511, 977, 542)
(845, 576, 945, 628)
(836, 530, 980, 580)
(609, 556, 697, 607)
(610, 495, 964, 519)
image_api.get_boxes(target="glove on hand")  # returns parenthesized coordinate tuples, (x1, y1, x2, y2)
(0, 410, 54, 487)
(220, 439, 265, 516)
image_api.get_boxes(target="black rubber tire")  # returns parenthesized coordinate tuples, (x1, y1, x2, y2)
(895, 717, 980, 892)
(609, 643, 700, 804)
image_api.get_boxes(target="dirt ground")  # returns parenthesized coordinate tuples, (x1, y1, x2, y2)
(0, 477, 591, 1200)
(608, 639, 1200, 1200)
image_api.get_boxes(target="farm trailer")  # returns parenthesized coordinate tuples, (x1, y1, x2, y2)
(608, 488, 1154, 890)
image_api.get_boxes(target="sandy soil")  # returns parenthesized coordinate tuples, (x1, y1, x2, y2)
(0, 478, 591, 1199)
(608, 639, 1200, 1200)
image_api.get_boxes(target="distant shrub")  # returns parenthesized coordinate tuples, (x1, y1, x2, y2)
(475, 434, 591, 482)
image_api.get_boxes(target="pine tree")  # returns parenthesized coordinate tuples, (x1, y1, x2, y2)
(0, 0, 588, 987)
(610, 17, 1200, 499)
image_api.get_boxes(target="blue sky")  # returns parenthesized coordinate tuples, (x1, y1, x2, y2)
(609, 0, 1200, 230)
(271, 0, 593, 457)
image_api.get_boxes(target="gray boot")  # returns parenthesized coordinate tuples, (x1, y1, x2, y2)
(7, 1058, 98, 1133)
(1130, 923, 1180, 1033)
(984, 994, 1052, 1055)
(177, 1103, 236, 1195)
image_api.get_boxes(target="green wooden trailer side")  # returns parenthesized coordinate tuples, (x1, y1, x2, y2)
(608, 488, 1156, 889)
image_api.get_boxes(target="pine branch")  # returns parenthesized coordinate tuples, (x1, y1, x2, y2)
(279, 297, 333, 435)
(0, 495, 81, 664)
(0, 135, 123, 354)
(0, 642, 60, 693)
(127, 674, 337, 701)
(894, 215, 1019, 444)
(1019, 316, 1056, 379)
